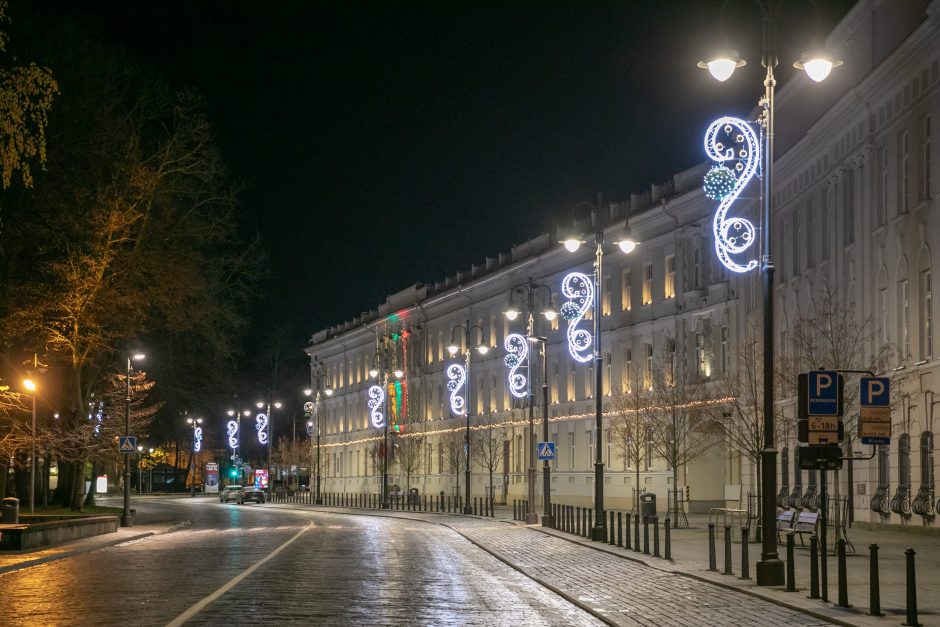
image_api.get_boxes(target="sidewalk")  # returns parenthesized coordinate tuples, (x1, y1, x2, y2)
(269, 502, 939, 627)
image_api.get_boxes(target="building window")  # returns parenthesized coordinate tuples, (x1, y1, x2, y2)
(438, 442, 443, 473)
(664, 254, 676, 299)
(720, 325, 729, 375)
(922, 270, 933, 360)
(820, 191, 830, 261)
(925, 116, 932, 201)
(901, 130, 910, 212)
(586, 430, 594, 470)
(693, 245, 702, 290)
(621, 269, 632, 311)
(879, 146, 889, 225)
(567, 362, 575, 401)
(842, 168, 854, 246)
(879, 286, 889, 348)
(806, 199, 815, 268)
(900, 279, 910, 360)
(603, 276, 612, 316)
(642, 263, 653, 305)
(792, 209, 800, 276)
(552, 362, 559, 404)
(622, 347, 633, 392)
(569, 432, 575, 471)
(606, 429, 612, 467)
(586, 363, 593, 399)
(644, 343, 653, 390)
(604, 352, 611, 396)
(664, 337, 676, 386)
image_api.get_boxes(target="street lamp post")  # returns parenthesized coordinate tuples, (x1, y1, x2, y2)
(226, 408, 250, 483)
(187, 416, 203, 497)
(305, 365, 333, 505)
(256, 399, 281, 499)
(505, 279, 555, 525)
(22, 379, 37, 514)
(563, 200, 638, 541)
(528, 335, 552, 526)
(448, 321, 489, 514)
(137, 446, 144, 494)
(122, 353, 145, 527)
(697, 3, 840, 585)
(369, 344, 403, 510)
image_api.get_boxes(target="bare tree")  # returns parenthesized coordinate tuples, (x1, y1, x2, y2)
(474, 420, 506, 504)
(610, 365, 656, 512)
(645, 363, 721, 523)
(396, 433, 424, 492)
(442, 431, 464, 500)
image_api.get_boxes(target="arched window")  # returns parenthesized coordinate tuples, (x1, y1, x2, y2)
(919, 248, 933, 360)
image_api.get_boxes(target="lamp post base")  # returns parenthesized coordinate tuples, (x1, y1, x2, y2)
(541, 514, 554, 528)
(525, 512, 539, 524)
(120, 514, 134, 528)
(590, 524, 606, 542)
(756, 558, 786, 586)
(463, 505, 473, 515)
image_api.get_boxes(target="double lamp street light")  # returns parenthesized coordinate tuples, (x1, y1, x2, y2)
(696, 0, 841, 585)
(123, 353, 145, 527)
(304, 365, 333, 505)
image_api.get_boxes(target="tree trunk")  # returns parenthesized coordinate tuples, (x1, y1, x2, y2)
(70, 460, 85, 511)
(84, 459, 97, 506)
(0, 460, 7, 498)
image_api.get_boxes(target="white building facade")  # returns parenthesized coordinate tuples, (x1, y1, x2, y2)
(306, 0, 939, 525)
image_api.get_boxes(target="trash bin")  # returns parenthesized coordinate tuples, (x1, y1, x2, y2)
(2, 497, 19, 523)
(640, 492, 656, 519)
(408, 488, 420, 506)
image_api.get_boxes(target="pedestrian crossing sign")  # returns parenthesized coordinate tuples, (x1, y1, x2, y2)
(119, 436, 137, 453)
(537, 441, 556, 461)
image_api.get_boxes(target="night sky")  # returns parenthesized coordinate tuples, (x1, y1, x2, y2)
(40, 0, 855, 352)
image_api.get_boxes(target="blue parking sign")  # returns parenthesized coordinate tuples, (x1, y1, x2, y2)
(807, 370, 839, 416)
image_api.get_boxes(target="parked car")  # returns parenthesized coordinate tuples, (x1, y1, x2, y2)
(239, 485, 266, 504)
(220, 485, 243, 503)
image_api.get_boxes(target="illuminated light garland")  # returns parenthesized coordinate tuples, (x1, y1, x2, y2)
(368, 385, 386, 428)
(316, 395, 737, 449)
(256, 413, 269, 445)
(226, 420, 239, 450)
(504, 333, 528, 399)
(446, 363, 467, 416)
(194, 426, 203, 453)
(561, 272, 593, 363)
(703, 116, 760, 273)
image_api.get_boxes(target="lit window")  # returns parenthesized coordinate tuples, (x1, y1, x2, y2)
(642, 263, 653, 305)
(664, 254, 676, 299)
(621, 269, 632, 311)
(925, 116, 932, 200)
(901, 130, 910, 211)
(900, 279, 910, 359)
(922, 270, 933, 359)
(879, 146, 888, 225)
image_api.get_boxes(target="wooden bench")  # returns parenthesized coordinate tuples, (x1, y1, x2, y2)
(775, 509, 795, 544)
(792, 511, 819, 546)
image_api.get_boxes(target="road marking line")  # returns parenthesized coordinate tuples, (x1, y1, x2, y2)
(164, 520, 313, 627)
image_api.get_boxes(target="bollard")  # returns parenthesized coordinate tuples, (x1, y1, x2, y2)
(587, 509, 593, 538)
(740, 526, 750, 580)
(809, 535, 820, 599)
(904, 548, 921, 627)
(609, 511, 616, 545)
(869, 544, 883, 616)
(708, 523, 717, 571)
(617, 512, 623, 548)
(653, 516, 660, 557)
(625, 513, 632, 550)
(837, 538, 849, 608)
(513, 500, 517, 520)
(723, 525, 733, 575)
(634, 512, 641, 552)
(786, 533, 796, 592)
(576, 507, 581, 536)
(643, 516, 650, 554)
(664, 515, 671, 560)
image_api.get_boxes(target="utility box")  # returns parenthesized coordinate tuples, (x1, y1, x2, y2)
(1, 497, 19, 524)
(640, 493, 657, 519)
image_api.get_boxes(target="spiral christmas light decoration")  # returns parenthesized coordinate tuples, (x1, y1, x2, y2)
(256, 413, 269, 445)
(504, 333, 528, 399)
(561, 271, 593, 363)
(446, 363, 467, 416)
(226, 420, 239, 450)
(194, 426, 203, 453)
(703, 116, 760, 273)
(368, 385, 386, 428)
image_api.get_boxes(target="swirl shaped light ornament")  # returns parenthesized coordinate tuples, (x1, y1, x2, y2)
(446, 363, 467, 416)
(226, 420, 239, 450)
(504, 333, 528, 399)
(368, 385, 386, 428)
(194, 426, 203, 453)
(703, 116, 760, 273)
(561, 271, 594, 363)
(256, 413, 269, 445)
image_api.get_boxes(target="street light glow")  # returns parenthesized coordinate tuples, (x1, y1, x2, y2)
(562, 238, 581, 252)
(697, 50, 746, 82)
(23, 378, 36, 391)
(446, 343, 459, 356)
(794, 51, 842, 82)
(504, 308, 520, 321)
(325, 387, 334, 396)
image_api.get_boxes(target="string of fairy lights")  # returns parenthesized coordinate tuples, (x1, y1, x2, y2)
(317, 396, 735, 450)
